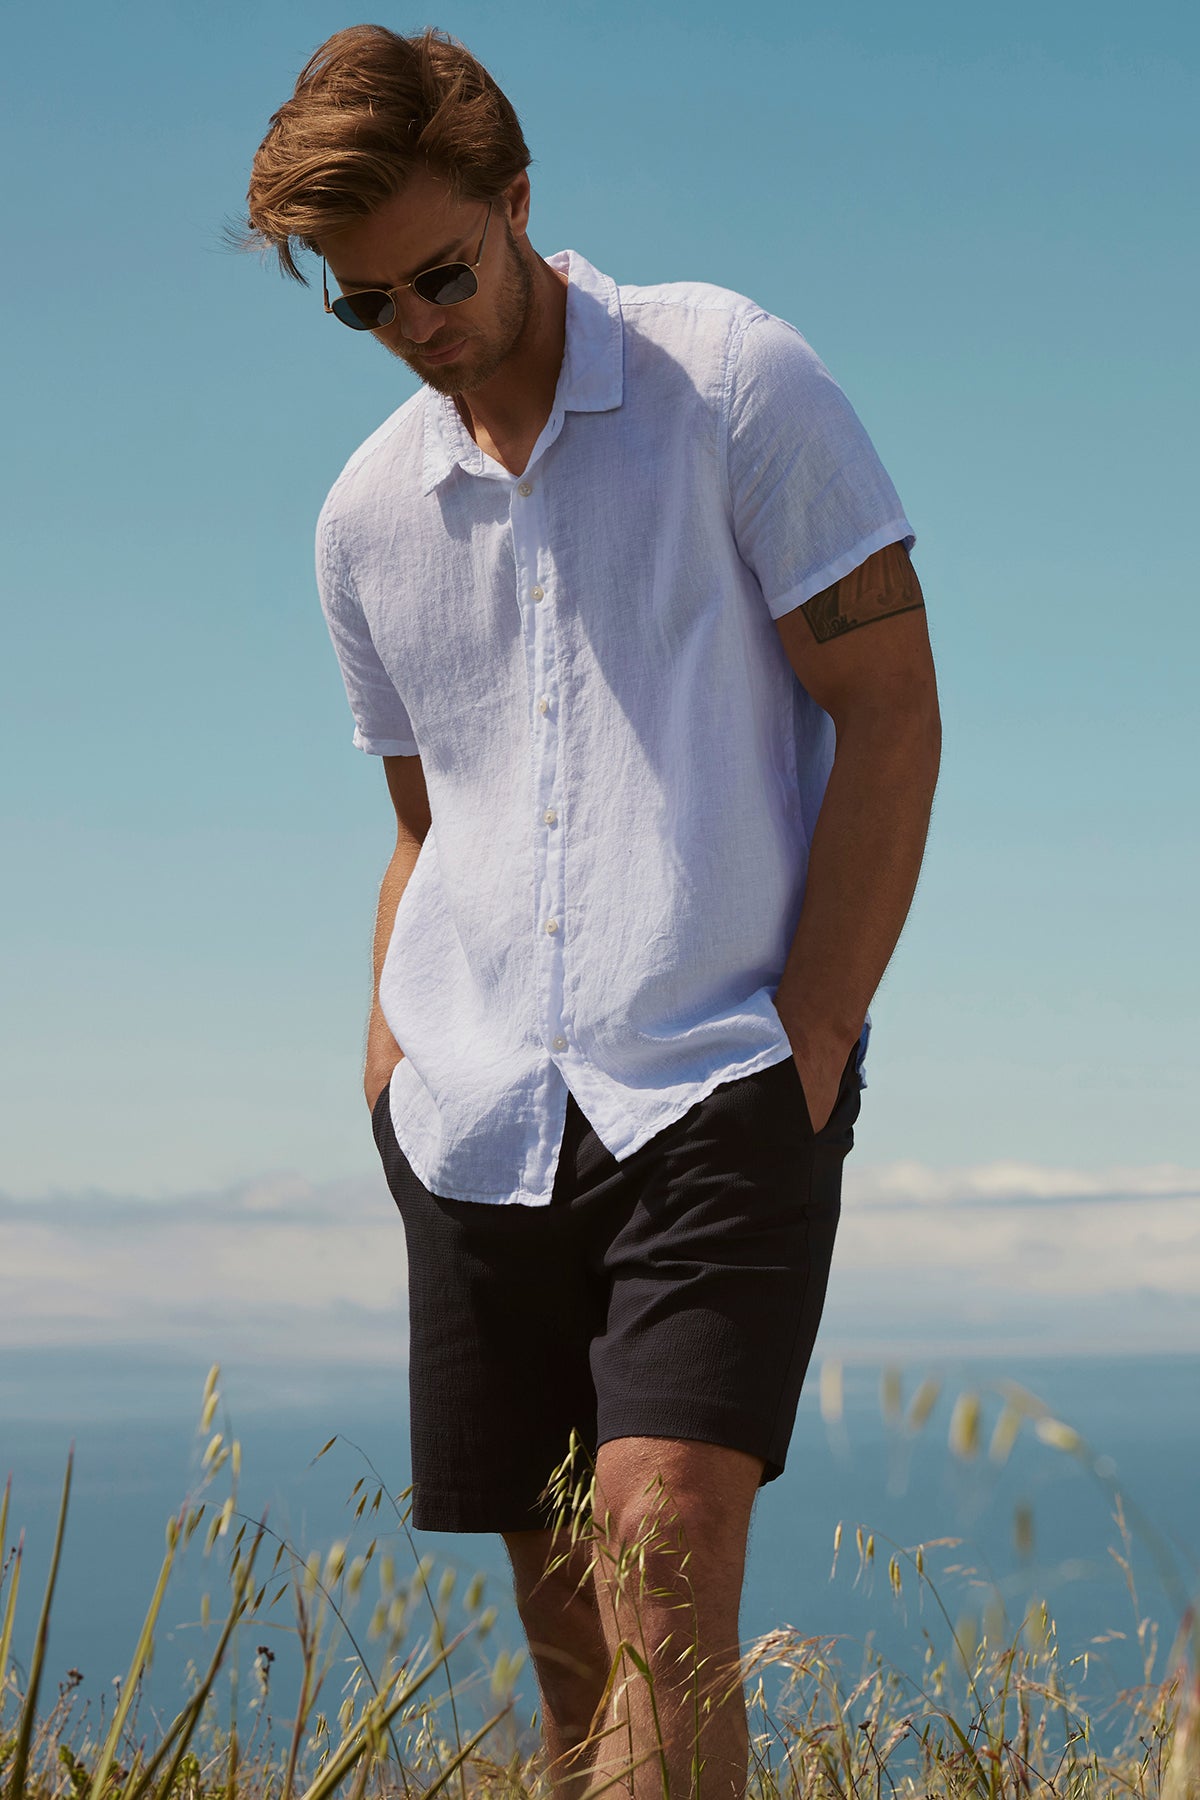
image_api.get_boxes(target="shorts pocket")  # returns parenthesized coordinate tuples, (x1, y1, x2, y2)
(783, 1042, 862, 1138)
(781, 1055, 817, 1136)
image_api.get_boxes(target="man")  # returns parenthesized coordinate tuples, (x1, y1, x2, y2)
(247, 25, 940, 1798)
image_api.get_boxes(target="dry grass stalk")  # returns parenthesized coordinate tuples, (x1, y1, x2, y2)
(0, 1365, 1195, 1800)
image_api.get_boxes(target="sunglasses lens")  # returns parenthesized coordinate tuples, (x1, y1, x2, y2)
(413, 264, 478, 306)
(332, 291, 396, 330)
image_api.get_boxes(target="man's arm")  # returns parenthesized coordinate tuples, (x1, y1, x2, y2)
(773, 539, 941, 1132)
(364, 753, 432, 1112)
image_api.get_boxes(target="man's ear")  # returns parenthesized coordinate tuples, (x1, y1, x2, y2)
(503, 171, 532, 239)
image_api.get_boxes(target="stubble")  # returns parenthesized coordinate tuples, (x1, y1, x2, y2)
(387, 223, 535, 397)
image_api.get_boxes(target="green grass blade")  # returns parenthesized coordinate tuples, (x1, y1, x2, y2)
(937, 1705, 991, 1789)
(135, 1526, 265, 1800)
(296, 1624, 477, 1800)
(120, 1594, 241, 1800)
(303, 1696, 506, 1800)
(0, 1521, 23, 1728)
(85, 1507, 185, 1800)
(403, 1709, 508, 1800)
(0, 1478, 10, 1576)
(7, 1450, 72, 1800)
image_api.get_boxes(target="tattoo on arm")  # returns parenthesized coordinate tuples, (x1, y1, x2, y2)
(800, 541, 925, 643)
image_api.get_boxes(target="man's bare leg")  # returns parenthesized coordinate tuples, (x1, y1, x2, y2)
(590, 1437, 763, 1800)
(503, 1525, 613, 1797)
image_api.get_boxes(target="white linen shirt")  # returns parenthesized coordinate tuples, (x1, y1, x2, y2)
(317, 249, 915, 1205)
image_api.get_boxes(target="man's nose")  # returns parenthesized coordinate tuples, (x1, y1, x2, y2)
(391, 293, 447, 344)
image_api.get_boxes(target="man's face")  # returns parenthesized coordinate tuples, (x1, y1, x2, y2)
(318, 170, 533, 395)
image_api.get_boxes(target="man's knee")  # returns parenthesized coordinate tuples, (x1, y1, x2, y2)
(594, 1440, 761, 1566)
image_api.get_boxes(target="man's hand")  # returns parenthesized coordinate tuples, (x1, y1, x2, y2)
(365, 1062, 401, 1115)
(783, 1016, 857, 1134)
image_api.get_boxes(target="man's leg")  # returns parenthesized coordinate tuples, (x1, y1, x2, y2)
(590, 1436, 762, 1800)
(503, 1526, 613, 1798)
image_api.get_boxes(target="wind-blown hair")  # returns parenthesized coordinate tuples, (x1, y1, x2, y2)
(244, 25, 531, 282)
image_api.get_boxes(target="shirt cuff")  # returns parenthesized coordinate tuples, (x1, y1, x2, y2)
(352, 726, 420, 756)
(764, 521, 917, 621)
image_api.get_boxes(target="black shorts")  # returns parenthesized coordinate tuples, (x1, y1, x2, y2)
(372, 1048, 861, 1533)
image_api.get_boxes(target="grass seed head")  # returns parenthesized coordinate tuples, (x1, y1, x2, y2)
(819, 1358, 844, 1424)
(880, 1365, 903, 1424)
(949, 1391, 982, 1460)
(989, 1403, 1023, 1464)
(1035, 1416, 1084, 1454)
(907, 1376, 941, 1431)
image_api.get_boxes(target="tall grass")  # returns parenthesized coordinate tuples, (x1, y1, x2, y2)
(1, 1365, 1196, 1799)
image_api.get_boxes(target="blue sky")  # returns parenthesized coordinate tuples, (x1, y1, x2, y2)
(2, 0, 1196, 1197)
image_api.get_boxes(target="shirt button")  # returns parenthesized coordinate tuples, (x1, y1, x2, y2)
(543, 808, 558, 826)
(537, 696, 550, 715)
(531, 585, 545, 602)
(518, 481, 533, 496)
(544, 918, 559, 935)
(552, 1035, 567, 1051)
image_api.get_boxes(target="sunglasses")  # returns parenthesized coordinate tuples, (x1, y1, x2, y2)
(323, 203, 493, 331)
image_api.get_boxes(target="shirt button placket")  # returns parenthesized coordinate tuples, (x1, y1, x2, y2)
(511, 476, 571, 1083)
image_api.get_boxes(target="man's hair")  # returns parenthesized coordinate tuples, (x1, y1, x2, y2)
(244, 25, 531, 282)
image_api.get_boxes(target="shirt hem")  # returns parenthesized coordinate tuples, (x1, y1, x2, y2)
(386, 1098, 557, 1207)
(589, 1045, 798, 1164)
(387, 1045, 806, 1206)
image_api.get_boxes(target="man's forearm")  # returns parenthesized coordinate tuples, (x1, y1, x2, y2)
(774, 694, 941, 1123)
(364, 836, 423, 1108)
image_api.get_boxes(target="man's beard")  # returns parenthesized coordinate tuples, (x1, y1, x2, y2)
(387, 227, 535, 396)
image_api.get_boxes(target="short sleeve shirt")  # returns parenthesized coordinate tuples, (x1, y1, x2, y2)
(317, 250, 915, 1204)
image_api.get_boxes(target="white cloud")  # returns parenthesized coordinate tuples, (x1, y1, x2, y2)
(3, 1159, 1199, 1361)
(845, 1161, 1200, 1205)
(825, 1161, 1200, 1357)
(0, 1173, 409, 1362)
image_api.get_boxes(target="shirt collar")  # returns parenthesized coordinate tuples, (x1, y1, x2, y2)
(421, 249, 624, 493)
